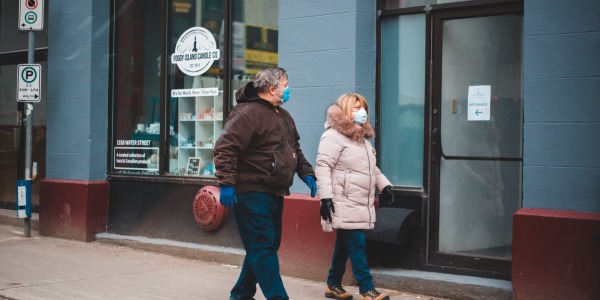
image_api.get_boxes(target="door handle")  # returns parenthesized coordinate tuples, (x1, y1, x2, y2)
(431, 128, 439, 164)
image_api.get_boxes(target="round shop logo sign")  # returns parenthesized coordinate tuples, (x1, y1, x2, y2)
(171, 27, 221, 76)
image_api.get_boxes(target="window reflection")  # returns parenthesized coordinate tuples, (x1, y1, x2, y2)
(380, 15, 425, 186)
(231, 0, 279, 96)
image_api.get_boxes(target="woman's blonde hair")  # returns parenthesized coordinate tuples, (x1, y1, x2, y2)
(336, 93, 369, 124)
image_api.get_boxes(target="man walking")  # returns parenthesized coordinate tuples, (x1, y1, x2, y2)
(214, 67, 317, 300)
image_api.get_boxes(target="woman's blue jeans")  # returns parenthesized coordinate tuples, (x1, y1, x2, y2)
(230, 192, 288, 300)
(327, 229, 375, 294)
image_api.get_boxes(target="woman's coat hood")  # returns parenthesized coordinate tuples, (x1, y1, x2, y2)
(325, 104, 375, 142)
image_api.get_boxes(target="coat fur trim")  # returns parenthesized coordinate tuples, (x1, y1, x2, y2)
(325, 104, 375, 141)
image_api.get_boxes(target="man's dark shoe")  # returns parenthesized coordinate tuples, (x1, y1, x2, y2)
(360, 289, 389, 300)
(229, 297, 255, 300)
(325, 285, 353, 300)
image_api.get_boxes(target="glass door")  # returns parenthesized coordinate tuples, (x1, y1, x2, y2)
(430, 5, 523, 276)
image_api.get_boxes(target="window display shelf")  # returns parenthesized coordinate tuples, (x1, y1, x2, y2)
(175, 91, 223, 177)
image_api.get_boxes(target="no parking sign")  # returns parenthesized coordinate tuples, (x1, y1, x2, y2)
(19, 0, 44, 31)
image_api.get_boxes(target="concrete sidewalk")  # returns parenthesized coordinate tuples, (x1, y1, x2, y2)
(0, 209, 512, 299)
(0, 223, 444, 300)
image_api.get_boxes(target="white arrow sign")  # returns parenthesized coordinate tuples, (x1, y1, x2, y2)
(19, 0, 44, 31)
(467, 85, 491, 121)
(17, 64, 42, 102)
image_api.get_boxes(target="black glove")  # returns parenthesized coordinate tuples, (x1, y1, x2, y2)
(379, 186, 395, 206)
(320, 198, 335, 222)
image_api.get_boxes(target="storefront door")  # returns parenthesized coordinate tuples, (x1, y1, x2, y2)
(430, 4, 523, 276)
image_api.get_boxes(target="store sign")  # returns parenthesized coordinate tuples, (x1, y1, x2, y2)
(171, 27, 220, 76)
(467, 85, 491, 121)
(19, 0, 44, 31)
(171, 87, 219, 97)
(114, 140, 159, 171)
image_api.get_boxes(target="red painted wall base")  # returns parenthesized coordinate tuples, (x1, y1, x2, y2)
(279, 194, 337, 281)
(40, 179, 109, 242)
(279, 194, 361, 284)
(512, 208, 600, 299)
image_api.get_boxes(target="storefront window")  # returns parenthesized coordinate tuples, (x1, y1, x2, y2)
(111, 0, 162, 175)
(380, 14, 426, 186)
(167, 0, 278, 177)
(167, 0, 225, 177)
(110, 0, 279, 178)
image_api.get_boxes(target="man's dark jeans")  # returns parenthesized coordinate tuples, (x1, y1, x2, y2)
(327, 229, 375, 294)
(230, 192, 288, 300)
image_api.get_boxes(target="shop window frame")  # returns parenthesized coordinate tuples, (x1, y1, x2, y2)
(107, 0, 234, 186)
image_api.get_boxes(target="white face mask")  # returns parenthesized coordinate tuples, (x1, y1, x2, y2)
(353, 108, 368, 124)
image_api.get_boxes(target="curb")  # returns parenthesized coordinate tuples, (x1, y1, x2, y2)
(372, 269, 512, 300)
(96, 232, 513, 300)
(0, 209, 39, 231)
(95, 232, 245, 267)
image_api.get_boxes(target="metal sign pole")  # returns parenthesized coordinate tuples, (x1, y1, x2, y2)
(23, 31, 35, 237)
(17, 0, 44, 238)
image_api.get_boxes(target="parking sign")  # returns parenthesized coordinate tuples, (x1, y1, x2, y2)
(17, 64, 42, 102)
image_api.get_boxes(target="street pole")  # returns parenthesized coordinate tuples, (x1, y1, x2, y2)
(23, 30, 35, 237)
(18, 0, 43, 238)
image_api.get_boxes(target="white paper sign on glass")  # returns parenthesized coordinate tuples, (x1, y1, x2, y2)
(467, 85, 491, 121)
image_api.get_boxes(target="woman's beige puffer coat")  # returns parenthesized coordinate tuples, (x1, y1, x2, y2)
(315, 104, 392, 230)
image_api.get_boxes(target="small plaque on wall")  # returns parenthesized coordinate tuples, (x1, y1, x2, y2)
(187, 157, 202, 175)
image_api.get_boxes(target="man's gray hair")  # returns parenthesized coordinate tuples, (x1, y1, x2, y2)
(253, 67, 288, 93)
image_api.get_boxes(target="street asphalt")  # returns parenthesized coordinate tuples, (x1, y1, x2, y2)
(0, 224, 445, 300)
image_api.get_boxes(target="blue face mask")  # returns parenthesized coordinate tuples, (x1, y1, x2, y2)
(353, 108, 368, 124)
(279, 86, 290, 103)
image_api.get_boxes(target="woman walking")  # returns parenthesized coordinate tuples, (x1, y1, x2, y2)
(315, 93, 394, 300)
